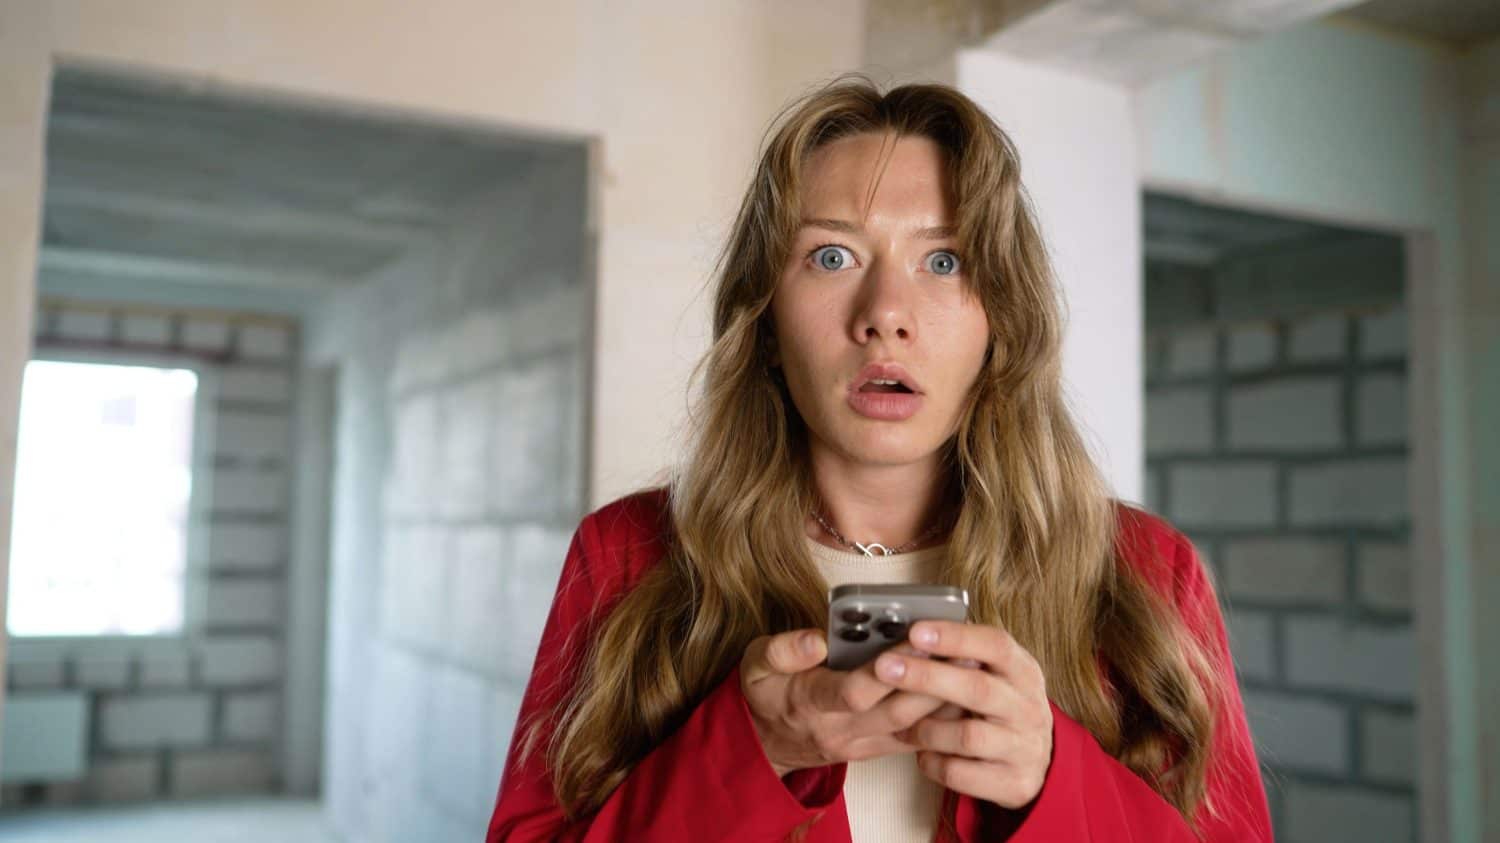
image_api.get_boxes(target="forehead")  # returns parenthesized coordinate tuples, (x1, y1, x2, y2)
(799, 132, 954, 222)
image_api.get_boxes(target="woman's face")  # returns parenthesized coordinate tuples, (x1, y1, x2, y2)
(770, 131, 991, 469)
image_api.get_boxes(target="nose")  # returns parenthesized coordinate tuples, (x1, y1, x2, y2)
(850, 255, 914, 345)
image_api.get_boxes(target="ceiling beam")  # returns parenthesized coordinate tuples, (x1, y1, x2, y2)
(39, 246, 355, 291)
(1144, 237, 1222, 265)
(43, 186, 438, 250)
(983, 0, 1369, 85)
(864, 0, 1057, 81)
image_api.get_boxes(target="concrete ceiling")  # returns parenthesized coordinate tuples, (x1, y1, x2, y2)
(983, 0, 1371, 84)
(1144, 193, 1363, 265)
(1345, 0, 1500, 47)
(41, 69, 549, 298)
(871, 0, 1497, 87)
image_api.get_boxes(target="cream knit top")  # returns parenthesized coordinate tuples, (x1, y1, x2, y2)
(805, 536, 949, 843)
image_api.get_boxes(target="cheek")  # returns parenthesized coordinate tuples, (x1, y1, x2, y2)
(768, 304, 821, 403)
(937, 303, 991, 389)
(775, 297, 840, 369)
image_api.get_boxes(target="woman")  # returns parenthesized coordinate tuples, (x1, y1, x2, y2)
(486, 78, 1273, 842)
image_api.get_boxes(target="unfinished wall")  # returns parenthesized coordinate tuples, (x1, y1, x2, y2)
(305, 148, 587, 842)
(1144, 233, 1414, 842)
(0, 6, 866, 778)
(3, 301, 295, 803)
(1135, 20, 1495, 840)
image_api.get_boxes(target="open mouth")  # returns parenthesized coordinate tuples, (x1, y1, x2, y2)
(858, 378, 914, 394)
(851, 363, 923, 396)
(848, 365, 923, 420)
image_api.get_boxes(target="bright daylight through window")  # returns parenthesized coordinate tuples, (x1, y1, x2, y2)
(6, 360, 198, 636)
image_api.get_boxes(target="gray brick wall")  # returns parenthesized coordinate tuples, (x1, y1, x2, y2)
(1145, 256, 1413, 842)
(347, 287, 585, 839)
(4, 304, 296, 806)
(313, 148, 590, 843)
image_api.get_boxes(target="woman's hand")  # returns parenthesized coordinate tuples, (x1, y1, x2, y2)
(740, 629, 947, 777)
(875, 621, 1054, 810)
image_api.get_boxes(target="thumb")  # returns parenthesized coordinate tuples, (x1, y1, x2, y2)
(743, 629, 825, 684)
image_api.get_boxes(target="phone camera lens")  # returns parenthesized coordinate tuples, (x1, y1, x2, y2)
(876, 620, 907, 640)
(840, 609, 871, 624)
(839, 626, 870, 642)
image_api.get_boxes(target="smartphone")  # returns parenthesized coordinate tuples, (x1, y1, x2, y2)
(825, 584, 969, 671)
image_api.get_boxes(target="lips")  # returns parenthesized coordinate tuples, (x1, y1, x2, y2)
(847, 362, 923, 421)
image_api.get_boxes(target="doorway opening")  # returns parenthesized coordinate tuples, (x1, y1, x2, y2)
(2, 66, 593, 843)
(1142, 191, 1416, 840)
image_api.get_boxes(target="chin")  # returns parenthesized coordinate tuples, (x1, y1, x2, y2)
(838, 426, 941, 467)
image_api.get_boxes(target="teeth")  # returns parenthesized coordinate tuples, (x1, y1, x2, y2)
(870, 378, 900, 385)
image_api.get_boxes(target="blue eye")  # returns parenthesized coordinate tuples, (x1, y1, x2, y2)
(926, 250, 960, 275)
(812, 245, 854, 271)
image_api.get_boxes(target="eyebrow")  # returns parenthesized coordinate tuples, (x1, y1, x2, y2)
(800, 218, 957, 240)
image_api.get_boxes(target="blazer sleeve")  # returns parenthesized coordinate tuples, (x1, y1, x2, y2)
(994, 531, 1274, 842)
(485, 509, 847, 842)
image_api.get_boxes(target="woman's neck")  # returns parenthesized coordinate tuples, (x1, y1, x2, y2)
(805, 444, 950, 552)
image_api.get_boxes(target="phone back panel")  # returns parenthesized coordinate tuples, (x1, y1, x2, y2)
(826, 584, 968, 670)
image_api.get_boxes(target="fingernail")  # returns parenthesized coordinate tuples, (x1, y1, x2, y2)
(876, 654, 906, 680)
(912, 625, 937, 646)
(802, 632, 821, 654)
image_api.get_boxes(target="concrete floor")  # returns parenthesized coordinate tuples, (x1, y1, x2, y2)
(0, 798, 340, 843)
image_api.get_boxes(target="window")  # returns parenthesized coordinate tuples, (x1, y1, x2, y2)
(6, 360, 199, 637)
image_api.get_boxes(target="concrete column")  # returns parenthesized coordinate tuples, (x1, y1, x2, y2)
(0, 12, 47, 779)
(956, 50, 1144, 501)
(1458, 36, 1500, 843)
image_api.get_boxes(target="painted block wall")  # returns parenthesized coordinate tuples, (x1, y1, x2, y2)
(305, 149, 589, 842)
(1144, 240, 1415, 842)
(3, 302, 296, 804)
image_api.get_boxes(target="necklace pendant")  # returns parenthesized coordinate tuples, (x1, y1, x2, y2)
(855, 541, 892, 557)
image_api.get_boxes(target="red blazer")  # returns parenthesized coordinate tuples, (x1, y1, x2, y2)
(486, 489, 1273, 842)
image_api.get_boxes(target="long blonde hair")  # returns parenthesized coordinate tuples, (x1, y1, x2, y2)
(524, 77, 1228, 830)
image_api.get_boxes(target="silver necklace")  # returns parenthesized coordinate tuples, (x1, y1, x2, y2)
(811, 510, 944, 557)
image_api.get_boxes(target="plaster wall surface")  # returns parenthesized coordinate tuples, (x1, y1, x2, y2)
(1456, 34, 1500, 843)
(956, 49, 1144, 501)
